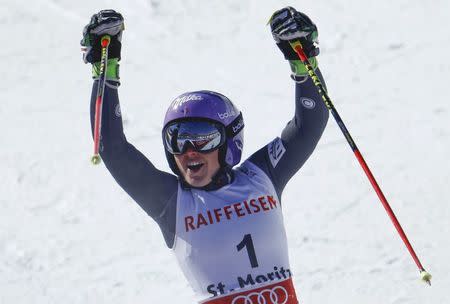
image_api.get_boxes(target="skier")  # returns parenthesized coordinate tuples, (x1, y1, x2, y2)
(81, 7, 329, 304)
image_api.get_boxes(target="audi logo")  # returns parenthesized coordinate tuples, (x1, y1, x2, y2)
(231, 286, 288, 304)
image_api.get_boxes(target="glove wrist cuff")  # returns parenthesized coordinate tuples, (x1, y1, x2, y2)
(92, 58, 120, 81)
(289, 57, 317, 77)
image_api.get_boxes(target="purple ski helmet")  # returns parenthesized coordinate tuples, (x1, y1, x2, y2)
(162, 90, 244, 175)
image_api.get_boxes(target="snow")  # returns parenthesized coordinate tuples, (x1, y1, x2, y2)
(1, 0, 449, 303)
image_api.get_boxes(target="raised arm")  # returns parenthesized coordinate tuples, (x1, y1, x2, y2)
(81, 10, 178, 244)
(249, 7, 329, 197)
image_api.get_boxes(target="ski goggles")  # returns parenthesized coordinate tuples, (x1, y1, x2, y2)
(163, 120, 226, 155)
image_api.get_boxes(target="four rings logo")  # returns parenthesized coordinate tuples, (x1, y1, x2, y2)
(231, 286, 288, 304)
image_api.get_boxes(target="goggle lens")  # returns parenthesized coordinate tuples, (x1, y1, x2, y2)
(163, 120, 225, 154)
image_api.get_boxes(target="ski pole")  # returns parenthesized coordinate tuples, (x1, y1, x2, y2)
(289, 40, 432, 285)
(91, 35, 111, 165)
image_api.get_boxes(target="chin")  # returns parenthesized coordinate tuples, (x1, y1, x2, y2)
(185, 176, 210, 188)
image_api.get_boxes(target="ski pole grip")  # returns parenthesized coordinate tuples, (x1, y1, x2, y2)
(101, 35, 111, 48)
(289, 40, 307, 61)
(289, 40, 302, 50)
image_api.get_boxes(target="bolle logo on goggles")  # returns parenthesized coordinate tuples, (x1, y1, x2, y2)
(171, 94, 203, 109)
(231, 286, 288, 304)
(232, 118, 244, 134)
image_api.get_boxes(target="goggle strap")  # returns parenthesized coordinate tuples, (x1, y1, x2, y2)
(225, 112, 244, 138)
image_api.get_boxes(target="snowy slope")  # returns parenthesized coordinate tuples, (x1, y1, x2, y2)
(1, 0, 449, 303)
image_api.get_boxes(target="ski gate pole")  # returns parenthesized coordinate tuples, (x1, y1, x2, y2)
(289, 40, 431, 285)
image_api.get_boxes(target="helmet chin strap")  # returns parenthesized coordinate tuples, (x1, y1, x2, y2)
(218, 143, 228, 167)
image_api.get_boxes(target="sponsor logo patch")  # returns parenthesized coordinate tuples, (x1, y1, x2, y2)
(231, 285, 288, 304)
(115, 104, 121, 117)
(239, 165, 256, 177)
(171, 94, 203, 109)
(234, 138, 243, 151)
(218, 109, 237, 120)
(204, 275, 295, 304)
(268, 137, 286, 168)
(232, 118, 244, 134)
(301, 98, 316, 109)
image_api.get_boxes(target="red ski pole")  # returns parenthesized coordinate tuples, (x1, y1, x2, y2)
(91, 35, 111, 165)
(289, 40, 431, 285)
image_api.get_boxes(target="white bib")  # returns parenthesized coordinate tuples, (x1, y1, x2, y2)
(173, 161, 292, 300)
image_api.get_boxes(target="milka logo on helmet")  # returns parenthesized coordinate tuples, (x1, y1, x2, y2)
(218, 109, 237, 120)
(171, 94, 203, 109)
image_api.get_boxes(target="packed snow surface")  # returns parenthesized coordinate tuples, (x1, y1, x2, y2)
(1, 0, 449, 303)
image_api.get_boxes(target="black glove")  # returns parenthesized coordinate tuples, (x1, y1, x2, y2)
(269, 7, 319, 60)
(81, 9, 124, 64)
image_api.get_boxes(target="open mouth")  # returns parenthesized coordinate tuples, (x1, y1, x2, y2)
(187, 161, 204, 173)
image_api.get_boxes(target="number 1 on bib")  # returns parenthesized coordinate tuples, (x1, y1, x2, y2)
(237, 234, 259, 268)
